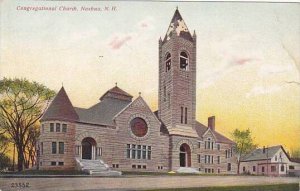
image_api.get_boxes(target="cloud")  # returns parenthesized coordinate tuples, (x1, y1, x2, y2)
(217, 34, 264, 65)
(285, 81, 300, 85)
(246, 85, 282, 98)
(199, 57, 256, 89)
(107, 17, 154, 50)
(231, 58, 254, 66)
(108, 35, 132, 50)
(258, 64, 293, 77)
(199, 34, 262, 89)
(69, 28, 99, 41)
(137, 17, 154, 30)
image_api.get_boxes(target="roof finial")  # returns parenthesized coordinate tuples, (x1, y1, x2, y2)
(176, 6, 178, 10)
(62, 82, 64, 87)
(115, 82, 118, 87)
(139, 92, 141, 96)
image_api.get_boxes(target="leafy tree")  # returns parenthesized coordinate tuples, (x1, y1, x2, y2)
(290, 147, 300, 158)
(0, 134, 9, 155)
(231, 128, 257, 174)
(0, 153, 11, 170)
(0, 78, 55, 171)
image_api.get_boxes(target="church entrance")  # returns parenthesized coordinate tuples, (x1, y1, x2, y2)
(81, 137, 96, 160)
(179, 143, 191, 167)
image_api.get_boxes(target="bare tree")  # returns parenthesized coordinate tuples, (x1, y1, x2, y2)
(0, 78, 55, 171)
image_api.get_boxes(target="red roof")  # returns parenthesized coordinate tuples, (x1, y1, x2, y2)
(40, 87, 79, 122)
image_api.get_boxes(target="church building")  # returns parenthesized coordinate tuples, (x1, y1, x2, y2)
(38, 9, 237, 174)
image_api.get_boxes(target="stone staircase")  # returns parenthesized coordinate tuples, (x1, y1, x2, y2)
(176, 167, 200, 174)
(75, 158, 122, 176)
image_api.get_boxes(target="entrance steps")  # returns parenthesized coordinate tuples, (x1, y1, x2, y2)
(75, 158, 122, 176)
(176, 167, 200, 174)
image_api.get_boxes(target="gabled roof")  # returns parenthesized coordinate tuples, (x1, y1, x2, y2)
(100, 86, 133, 101)
(74, 97, 131, 126)
(194, 121, 235, 144)
(241, 145, 285, 162)
(41, 87, 79, 122)
(163, 9, 193, 43)
(290, 158, 300, 163)
(113, 96, 161, 126)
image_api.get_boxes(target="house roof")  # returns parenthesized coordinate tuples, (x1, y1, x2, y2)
(99, 86, 133, 101)
(241, 145, 284, 162)
(163, 9, 193, 43)
(194, 121, 235, 144)
(290, 158, 300, 163)
(149, 114, 234, 143)
(40, 87, 79, 122)
(74, 97, 131, 126)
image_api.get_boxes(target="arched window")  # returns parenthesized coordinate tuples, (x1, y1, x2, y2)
(207, 138, 211, 150)
(165, 53, 171, 72)
(180, 52, 189, 71)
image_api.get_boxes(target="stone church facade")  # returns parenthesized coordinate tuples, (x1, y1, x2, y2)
(38, 9, 237, 174)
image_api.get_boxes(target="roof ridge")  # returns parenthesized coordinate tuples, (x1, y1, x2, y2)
(194, 121, 234, 144)
(100, 86, 133, 101)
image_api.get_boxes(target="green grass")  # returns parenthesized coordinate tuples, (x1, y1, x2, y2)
(0, 169, 86, 175)
(144, 183, 299, 191)
(122, 171, 236, 176)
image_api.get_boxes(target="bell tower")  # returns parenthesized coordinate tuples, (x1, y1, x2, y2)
(158, 9, 197, 137)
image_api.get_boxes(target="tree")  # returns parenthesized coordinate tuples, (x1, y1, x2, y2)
(290, 147, 300, 158)
(0, 78, 55, 171)
(0, 134, 9, 155)
(0, 153, 11, 170)
(24, 125, 40, 168)
(231, 128, 257, 174)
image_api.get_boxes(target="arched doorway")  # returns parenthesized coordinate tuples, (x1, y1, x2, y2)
(81, 137, 96, 160)
(179, 143, 191, 167)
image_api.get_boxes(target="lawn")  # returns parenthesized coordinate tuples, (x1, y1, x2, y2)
(0, 170, 232, 176)
(144, 183, 299, 191)
(122, 171, 238, 176)
(0, 169, 86, 175)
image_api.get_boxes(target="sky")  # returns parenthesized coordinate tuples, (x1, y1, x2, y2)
(0, 1, 299, 152)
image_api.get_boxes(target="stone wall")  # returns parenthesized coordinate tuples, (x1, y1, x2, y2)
(39, 120, 76, 170)
(169, 129, 237, 174)
(158, 35, 197, 129)
(112, 97, 170, 172)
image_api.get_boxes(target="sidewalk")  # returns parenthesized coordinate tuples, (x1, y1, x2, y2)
(0, 175, 299, 191)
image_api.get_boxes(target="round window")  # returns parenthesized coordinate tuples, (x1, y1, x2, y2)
(130, 117, 148, 137)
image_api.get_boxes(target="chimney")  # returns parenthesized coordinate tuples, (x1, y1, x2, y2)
(208, 116, 215, 131)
